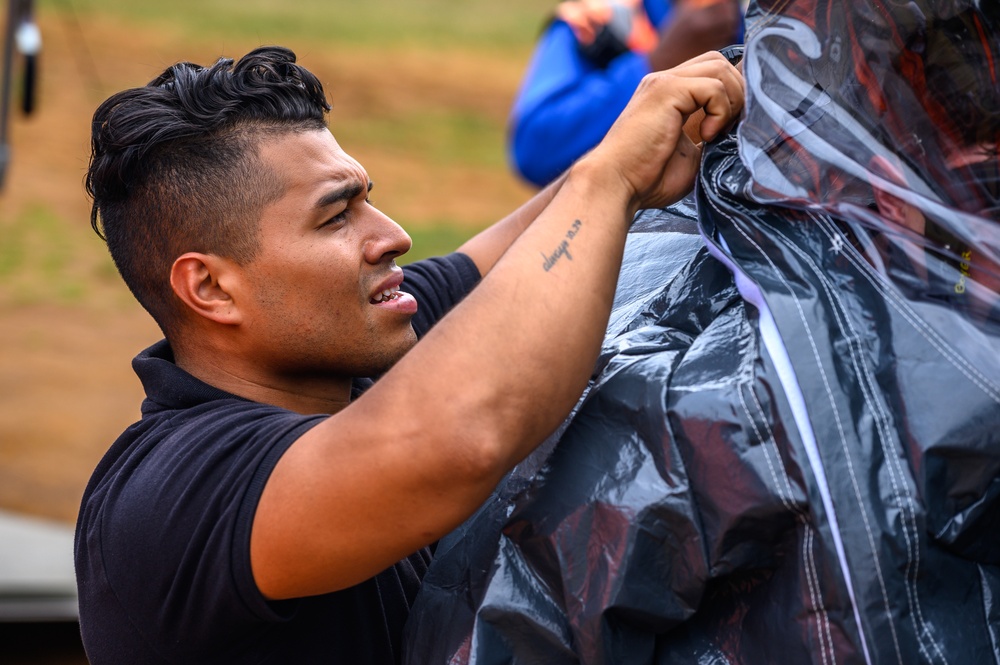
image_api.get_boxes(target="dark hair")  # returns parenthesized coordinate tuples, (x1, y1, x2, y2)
(86, 45, 332, 334)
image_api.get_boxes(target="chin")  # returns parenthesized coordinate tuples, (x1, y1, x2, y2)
(368, 330, 418, 375)
(388, 334, 419, 366)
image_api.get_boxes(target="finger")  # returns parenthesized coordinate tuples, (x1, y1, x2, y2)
(657, 53, 745, 118)
(624, 70, 738, 149)
(672, 50, 732, 68)
(660, 73, 739, 140)
(682, 107, 707, 144)
(636, 133, 703, 209)
(668, 51, 746, 110)
(695, 78, 741, 141)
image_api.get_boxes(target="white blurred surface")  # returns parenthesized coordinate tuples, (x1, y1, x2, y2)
(0, 509, 77, 621)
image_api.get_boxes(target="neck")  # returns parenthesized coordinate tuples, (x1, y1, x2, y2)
(173, 343, 353, 416)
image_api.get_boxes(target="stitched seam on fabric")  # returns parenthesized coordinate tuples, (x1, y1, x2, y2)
(724, 210, 903, 665)
(815, 216, 1000, 403)
(739, 382, 835, 664)
(805, 523, 836, 665)
(814, 218, 950, 663)
(741, 383, 801, 512)
(703, 157, 895, 664)
(780, 216, 945, 664)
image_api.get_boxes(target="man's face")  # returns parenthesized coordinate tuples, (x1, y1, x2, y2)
(237, 128, 418, 381)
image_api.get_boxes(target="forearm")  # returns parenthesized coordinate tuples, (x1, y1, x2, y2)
(456, 171, 569, 275)
(252, 55, 744, 598)
(363, 55, 742, 503)
(396, 159, 635, 472)
(263, 161, 636, 597)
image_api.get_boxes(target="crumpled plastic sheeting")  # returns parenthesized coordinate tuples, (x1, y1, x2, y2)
(403, 1, 1000, 663)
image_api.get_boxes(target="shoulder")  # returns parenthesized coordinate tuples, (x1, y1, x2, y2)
(76, 398, 325, 638)
(80, 397, 323, 545)
(402, 253, 480, 292)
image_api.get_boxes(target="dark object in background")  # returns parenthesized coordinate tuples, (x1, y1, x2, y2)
(0, 0, 40, 190)
(0, 622, 88, 665)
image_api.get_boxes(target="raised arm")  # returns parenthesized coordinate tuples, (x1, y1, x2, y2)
(251, 53, 744, 600)
(465, 42, 738, 277)
(456, 171, 568, 276)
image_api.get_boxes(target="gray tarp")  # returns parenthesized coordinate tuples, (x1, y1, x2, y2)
(404, 0, 1000, 662)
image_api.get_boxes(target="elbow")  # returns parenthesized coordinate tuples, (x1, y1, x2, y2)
(448, 427, 511, 490)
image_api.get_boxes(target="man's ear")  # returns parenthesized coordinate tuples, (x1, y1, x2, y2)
(170, 253, 244, 325)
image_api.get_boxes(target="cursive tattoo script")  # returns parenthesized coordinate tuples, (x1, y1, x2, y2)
(541, 219, 582, 272)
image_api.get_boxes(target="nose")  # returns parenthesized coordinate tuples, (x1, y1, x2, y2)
(363, 205, 412, 264)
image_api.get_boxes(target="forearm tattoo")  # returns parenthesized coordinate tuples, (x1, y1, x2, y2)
(541, 219, 583, 272)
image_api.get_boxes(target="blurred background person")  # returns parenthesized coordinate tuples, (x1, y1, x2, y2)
(508, 0, 743, 187)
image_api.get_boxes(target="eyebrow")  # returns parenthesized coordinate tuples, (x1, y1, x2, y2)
(313, 180, 374, 210)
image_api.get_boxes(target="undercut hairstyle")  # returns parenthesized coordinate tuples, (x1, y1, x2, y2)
(86, 45, 332, 335)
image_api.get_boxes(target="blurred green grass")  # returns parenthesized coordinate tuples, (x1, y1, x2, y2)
(3, 0, 549, 306)
(1, 0, 554, 528)
(349, 109, 509, 170)
(0, 205, 130, 306)
(61, 0, 546, 51)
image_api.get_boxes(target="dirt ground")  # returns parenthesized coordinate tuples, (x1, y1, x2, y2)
(0, 9, 533, 662)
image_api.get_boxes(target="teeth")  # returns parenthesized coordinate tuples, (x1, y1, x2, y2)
(372, 287, 400, 303)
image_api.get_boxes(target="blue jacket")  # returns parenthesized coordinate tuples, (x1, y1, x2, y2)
(509, 0, 672, 187)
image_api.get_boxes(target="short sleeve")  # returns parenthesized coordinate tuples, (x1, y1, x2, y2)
(402, 253, 481, 337)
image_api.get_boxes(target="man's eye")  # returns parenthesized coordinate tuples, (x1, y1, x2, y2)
(323, 209, 349, 227)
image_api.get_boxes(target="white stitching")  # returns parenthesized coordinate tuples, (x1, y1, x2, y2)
(805, 523, 836, 665)
(739, 382, 835, 664)
(703, 158, 900, 663)
(815, 216, 1000, 402)
(778, 216, 946, 663)
(815, 217, 960, 661)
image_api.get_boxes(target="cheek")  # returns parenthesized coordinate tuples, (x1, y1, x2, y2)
(250, 242, 365, 322)
(273, 255, 357, 301)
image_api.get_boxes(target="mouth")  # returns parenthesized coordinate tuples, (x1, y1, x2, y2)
(370, 285, 403, 304)
(368, 270, 417, 315)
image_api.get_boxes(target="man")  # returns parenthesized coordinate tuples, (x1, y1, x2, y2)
(74, 45, 743, 663)
(508, 0, 743, 187)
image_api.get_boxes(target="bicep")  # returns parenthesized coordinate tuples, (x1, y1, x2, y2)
(249, 394, 497, 600)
